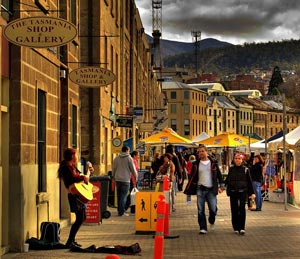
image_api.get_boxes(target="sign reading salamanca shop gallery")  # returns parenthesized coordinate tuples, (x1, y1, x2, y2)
(69, 66, 116, 87)
(4, 16, 77, 48)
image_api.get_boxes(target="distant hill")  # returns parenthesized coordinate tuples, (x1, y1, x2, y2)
(146, 34, 233, 58)
(161, 39, 300, 75)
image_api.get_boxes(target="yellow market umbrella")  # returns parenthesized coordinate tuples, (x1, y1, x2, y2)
(196, 132, 258, 147)
(139, 128, 193, 145)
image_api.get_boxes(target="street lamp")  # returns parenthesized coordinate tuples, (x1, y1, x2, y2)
(282, 93, 288, 210)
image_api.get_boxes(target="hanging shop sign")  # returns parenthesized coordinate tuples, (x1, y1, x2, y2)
(3, 16, 77, 48)
(69, 66, 116, 87)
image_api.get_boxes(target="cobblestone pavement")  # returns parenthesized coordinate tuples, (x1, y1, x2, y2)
(3, 190, 300, 259)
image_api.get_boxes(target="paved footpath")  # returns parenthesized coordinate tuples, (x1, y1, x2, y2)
(3, 190, 300, 259)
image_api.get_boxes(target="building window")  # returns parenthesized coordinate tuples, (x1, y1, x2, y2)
(116, 53, 119, 97)
(110, 45, 114, 93)
(71, 105, 77, 148)
(2, 0, 12, 21)
(184, 91, 189, 99)
(38, 90, 46, 192)
(184, 119, 190, 135)
(70, 0, 77, 25)
(171, 104, 176, 113)
(184, 104, 189, 114)
(171, 119, 177, 131)
(170, 91, 176, 99)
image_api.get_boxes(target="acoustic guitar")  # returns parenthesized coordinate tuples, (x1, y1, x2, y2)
(69, 181, 94, 204)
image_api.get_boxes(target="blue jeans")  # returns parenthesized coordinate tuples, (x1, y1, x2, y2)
(253, 181, 262, 210)
(197, 186, 218, 231)
(116, 181, 130, 216)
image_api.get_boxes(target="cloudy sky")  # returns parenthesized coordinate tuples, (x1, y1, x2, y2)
(135, 0, 300, 45)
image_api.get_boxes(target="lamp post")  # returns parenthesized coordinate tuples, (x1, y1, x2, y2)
(282, 93, 288, 210)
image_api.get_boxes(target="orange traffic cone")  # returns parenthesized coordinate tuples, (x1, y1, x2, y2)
(104, 254, 121, 259)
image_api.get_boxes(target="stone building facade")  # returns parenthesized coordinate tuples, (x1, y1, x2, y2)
(0, 0, 161, 254)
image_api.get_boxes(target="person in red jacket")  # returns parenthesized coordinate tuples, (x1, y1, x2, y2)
(185, 154, 196, 204)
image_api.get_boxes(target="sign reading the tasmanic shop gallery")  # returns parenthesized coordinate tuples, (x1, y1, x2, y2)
(69, 66, 116, 87)
(4, 16, 77, 48)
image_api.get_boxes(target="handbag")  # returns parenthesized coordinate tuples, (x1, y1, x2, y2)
(183, 170, 197, 195)
(130, 187, 139, 206)
(156, 165, 170, 183)
(155, 172, 164, 182)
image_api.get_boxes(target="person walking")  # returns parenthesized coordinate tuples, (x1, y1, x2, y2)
(155, 153, 175, 212)
(131, 150, 140, 187)
(151, 152, 162, 189)
(112, 146, 137, 216)
(58, 148, 90, 248)
(250, 154, 264, 211)
(189, 144, 224, 234)
(165, 144, 183, 212)
(126, 150, 139, 213)
(225, 153, 256, 235)
(185, 154, 196, 204)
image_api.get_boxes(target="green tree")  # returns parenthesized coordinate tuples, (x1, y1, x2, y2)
(268, 66, 283, 95)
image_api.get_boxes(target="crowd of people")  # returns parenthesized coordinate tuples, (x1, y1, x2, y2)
(57, 144, 266, 248)
(148, 145, 265, 236)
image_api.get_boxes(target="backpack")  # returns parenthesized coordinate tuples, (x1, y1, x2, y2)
(40, 222, 61, 244)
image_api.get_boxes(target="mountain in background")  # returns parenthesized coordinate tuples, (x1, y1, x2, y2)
(146, 35, 300, 109)
(147, 34, 300, 76)
(146, 34, 233, 58)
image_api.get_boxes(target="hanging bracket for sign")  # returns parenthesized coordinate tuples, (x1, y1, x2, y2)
(63, 62, 108, 65)
(0, 9, 65, 13)
(1, 1, 65, 14)
(78, 35, 119, 38)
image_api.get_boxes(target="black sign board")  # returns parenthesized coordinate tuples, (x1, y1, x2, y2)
(116, 116, 133, 127)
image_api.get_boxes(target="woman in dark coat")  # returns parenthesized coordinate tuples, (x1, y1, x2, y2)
(225, 153, 255, 235)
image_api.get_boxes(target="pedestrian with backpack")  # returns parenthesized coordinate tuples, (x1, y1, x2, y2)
(225, 153, 255, 235)
(58, 148, 91, 248)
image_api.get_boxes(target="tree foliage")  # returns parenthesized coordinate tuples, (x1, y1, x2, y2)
(268, 66, 283, 95)
(163, 39, 300, 75)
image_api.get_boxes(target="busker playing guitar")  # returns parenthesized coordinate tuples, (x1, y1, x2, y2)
(58, 148, 91, 248)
